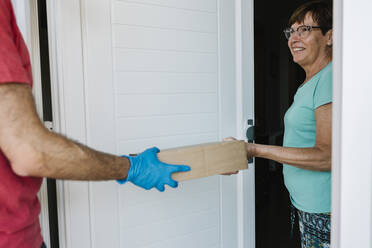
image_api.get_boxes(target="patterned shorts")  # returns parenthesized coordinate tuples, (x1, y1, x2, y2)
(291, 205, 331, 248)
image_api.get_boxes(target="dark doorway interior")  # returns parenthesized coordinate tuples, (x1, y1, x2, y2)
(254, 1, 306, 247)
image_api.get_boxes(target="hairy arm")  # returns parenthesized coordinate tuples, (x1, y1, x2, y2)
(0, 83, 130, 180)
(252, 103, 332, 171)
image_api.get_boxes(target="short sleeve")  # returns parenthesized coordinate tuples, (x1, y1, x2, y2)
(0, 1, 31, 85)
(313, 65, 333, 109)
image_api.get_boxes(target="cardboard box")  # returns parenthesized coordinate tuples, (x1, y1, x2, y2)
(158, 141, 248, 182)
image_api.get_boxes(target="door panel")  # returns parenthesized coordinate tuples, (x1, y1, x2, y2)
(52, 0, 252, 247)
(116, 0, 217, 12)
(115, 72, 218, 94)
(113, 26, 217, 52)
(112, 2, 217, 32)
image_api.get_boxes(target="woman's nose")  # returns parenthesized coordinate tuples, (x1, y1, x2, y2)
(289, 31, 301, 41)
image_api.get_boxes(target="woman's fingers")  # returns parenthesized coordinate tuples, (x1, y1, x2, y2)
(221, 171, 239, 176)
(222, 137, 237, 142)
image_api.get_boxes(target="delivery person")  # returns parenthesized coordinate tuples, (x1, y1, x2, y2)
(0, 1, 190, 247)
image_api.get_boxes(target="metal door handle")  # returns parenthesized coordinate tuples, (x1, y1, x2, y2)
(246, 119, 255, 163)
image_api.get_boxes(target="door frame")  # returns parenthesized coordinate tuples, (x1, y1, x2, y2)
(235, 0, 255, 247)
(45, 0, 81, 246)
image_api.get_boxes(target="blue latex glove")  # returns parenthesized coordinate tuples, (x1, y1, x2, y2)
(117, 147, 190, 192)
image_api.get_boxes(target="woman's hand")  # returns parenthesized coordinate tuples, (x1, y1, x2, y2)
(220, 171, 239, 175)
(221, 137, 239, 175)
(223, 137, 256, 159)
(221, 137, 256, 176)
(222, 137, 237, 142)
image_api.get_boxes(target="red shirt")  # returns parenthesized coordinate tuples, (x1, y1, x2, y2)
(0, 1, 43, 247)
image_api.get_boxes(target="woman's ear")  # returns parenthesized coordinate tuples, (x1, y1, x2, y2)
(326, 29, 333, 46)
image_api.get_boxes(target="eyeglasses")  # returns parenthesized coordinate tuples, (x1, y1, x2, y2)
(283, 25, 328, 40)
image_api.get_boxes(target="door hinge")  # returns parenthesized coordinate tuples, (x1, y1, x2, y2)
(44, 121, 53, 131)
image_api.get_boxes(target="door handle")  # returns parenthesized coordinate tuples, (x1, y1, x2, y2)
(246, 119, 255, 163)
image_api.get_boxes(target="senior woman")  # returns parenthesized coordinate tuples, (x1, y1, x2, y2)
(226, 1, 333, 247)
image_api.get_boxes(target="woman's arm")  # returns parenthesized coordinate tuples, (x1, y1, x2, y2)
(251, 103, 332, 171)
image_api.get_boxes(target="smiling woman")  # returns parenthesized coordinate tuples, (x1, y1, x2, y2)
(286, 4, 332, 80)
(263, 1, 332, 247)
(235, 1, 333, 248)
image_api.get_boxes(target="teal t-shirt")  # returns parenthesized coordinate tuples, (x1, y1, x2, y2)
(283, 62, 332, 213)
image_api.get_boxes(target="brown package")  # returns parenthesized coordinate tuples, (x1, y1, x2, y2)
(158, 141, 248, 182)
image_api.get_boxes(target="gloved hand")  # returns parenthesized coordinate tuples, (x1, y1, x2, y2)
(117, 147, 190, 192)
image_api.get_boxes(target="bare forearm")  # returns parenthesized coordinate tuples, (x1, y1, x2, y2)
(0, 84, 130, 180)
(42, 133, 129, 180)
(16, 128, 130, 180)
(253, 144, 331, 171)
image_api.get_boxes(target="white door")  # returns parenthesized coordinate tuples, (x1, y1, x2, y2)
(47, 0, 255, 247)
